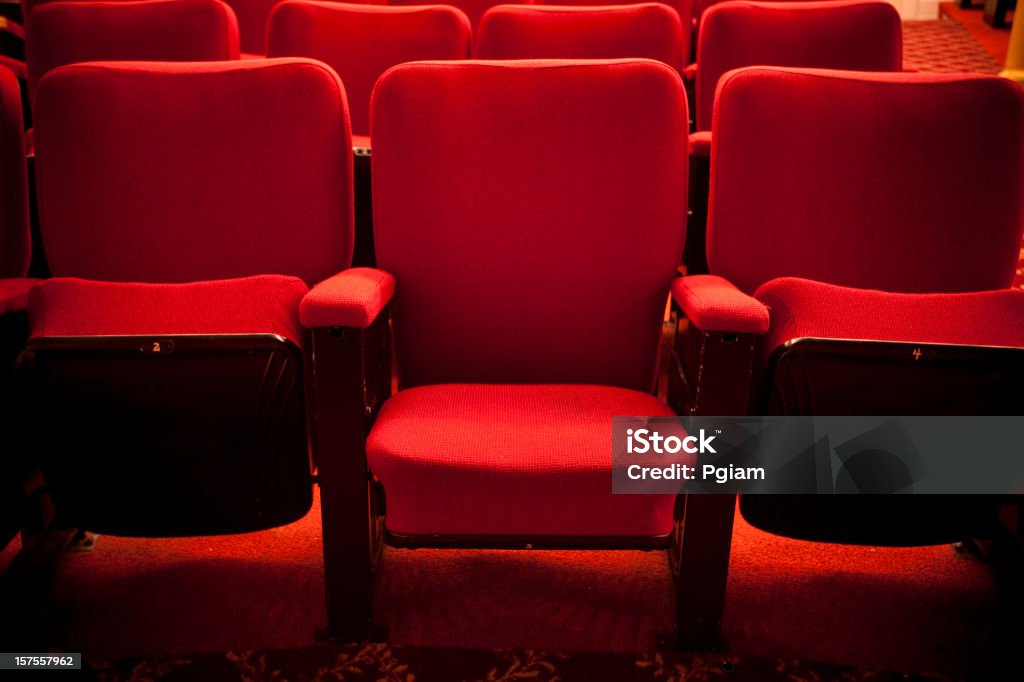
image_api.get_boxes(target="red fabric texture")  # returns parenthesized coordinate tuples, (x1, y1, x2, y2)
(0, 278, 35, 315)
(388, 0, 530, 28)
(535, 0, 692, 26)
(673, 275, 769, 334)
(267, 1, 471, 137)
(29, 275, 308, 347)
(755, 277, 1024, 358)
(476, 4, 686, 73)
(372, 60, 688, 390)
(688, 129, 710, 157)
(26, 0, 241, 100)
(223, 0, 288, 54)
(708, 68, 1024, 295)
(34, 59, 354, 286)
(299, 267, 394, 329)
(695, 1, 902, 130)
(0, 66, 27, 279)
(367, 384, 676, 537)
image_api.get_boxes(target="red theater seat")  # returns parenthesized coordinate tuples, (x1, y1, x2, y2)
(267, 1, 471, 140)
(25, 58, 354, 537)
(306, 58, 687, 639)
(668, 67, 1024, 646)
(683, 0, 902, 272)
(477, 3, 686, 72)
(388, 0, 532, 31)
(266, 1, 470, 265)
(26, 0, 241, 103)
(0, 66, 31, 551)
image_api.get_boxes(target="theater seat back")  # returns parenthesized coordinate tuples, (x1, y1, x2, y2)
(34, 59, 354, 285)
(695, 1, 902, 129)
(267, 1, 471, 137)
(708, 68, 1024, 294)
(389, 0, 531, 29)
(372, 59, 688, 390)
(477, 4, 686, 73)
(26, 0, 241, 101)
(223, 0, 286, 54)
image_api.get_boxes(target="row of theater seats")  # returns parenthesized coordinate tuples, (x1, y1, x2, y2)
(4, 0, 740, 58)
(9, 0, 906, 267)
(1, 0, 1023, 652)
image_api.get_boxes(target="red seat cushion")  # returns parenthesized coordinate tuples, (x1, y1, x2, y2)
(29, 275, 308, 348)
(755, 277, 1024, 359)
(0, 278, 36, 315)
(367, 384, 676, 537)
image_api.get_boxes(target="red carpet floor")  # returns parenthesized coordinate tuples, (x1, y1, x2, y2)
(33, 491, 998, 676)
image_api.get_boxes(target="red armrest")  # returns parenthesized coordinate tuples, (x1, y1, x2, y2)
(1, 278, 39, 315)
(683, 62, 697, 84)
(688, 130, 711, 158)
(0, 54, 25, 81)
(672, 274, 769, 334)
(300, 267, 394, 330)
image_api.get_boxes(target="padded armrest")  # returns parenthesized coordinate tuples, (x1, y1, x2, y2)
(0, 278, 37, 316)
(688, 130, 711, 158)
(683, 62, 697, 83)
(300, 267, 394, 330)
(672, 274, 769, 334)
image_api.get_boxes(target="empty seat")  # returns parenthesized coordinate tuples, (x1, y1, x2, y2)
(302, 58, 687, 638)
(389, 0, 532, 31)
(0, 65, 32, 551)
(477, 3, 686, 72)
(25, 58, 354, 536)
(683, 0, 902, 272)
(267, 1, 470, 266)
(668, 66, 1024, 645)
(27, 0, 240, 102)
(267, 1, 471, 142)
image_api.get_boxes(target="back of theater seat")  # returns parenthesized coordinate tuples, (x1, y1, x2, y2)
(694, 0, 902, 130)
(388, 0, 532, 30)
(707, 68, 1024, 295)
(26, 59, 353, 535)
(477, 4, 686, 72)
(26, 0, 240, 102)
(267, 1, 470, 138)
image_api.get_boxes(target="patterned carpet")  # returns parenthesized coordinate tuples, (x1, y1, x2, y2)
(903, 19, 1003, 73)
(83, 643, 952, 682)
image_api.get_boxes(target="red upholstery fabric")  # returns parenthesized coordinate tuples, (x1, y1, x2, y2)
(0, 67, 27, 279)
(688, 129, 710, 157)
(0, 278, 35, 315)
(26, 0, 241, 100)
(34, 59, 354, 286)
(372, 60, 688, 390)
(673, 275, 769, 334)
(367, 384, 676, 536)
(267, 1, 470, 136)
(708, 68, 1024, 295)
(755, 277, 1024, 359)
(300, 267, 394, 329)
(223, 0, 287, 54)
(535, 0, 692, 25)
(695, 1, 902, 130)
(388, 0, 530, 29)
(29, 275, 308, 347)
(477, 4, 686, 73)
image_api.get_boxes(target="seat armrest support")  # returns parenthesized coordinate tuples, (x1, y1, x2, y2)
(308, 309, 391, 641)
